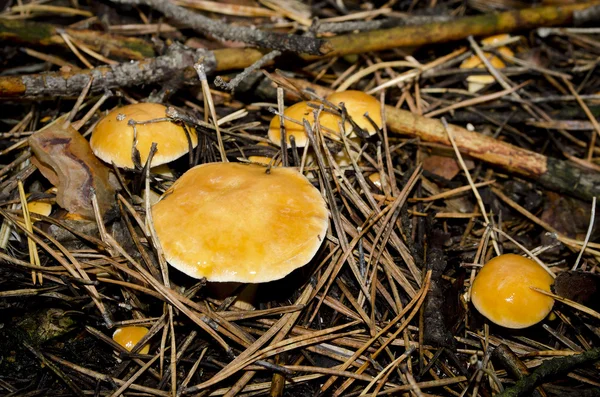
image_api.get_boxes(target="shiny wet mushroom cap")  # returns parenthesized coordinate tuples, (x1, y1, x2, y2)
(90, 103, 197, 169)
(112, 326, 150, 354)
(471, 254, 554, 329)
(151, 162, 329, 283)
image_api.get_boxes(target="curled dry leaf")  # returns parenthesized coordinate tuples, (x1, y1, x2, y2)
(28, 121, 117, 220)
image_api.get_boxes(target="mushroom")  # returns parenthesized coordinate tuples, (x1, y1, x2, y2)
(367, 172, 387, 190)
(324, 91, 382, 137)
(26, 196, 52, 218)
(480, 34, 512, 46)
(460, 35, 514, 93)
(471, 254, 554, 329)
(112, 326, 150, 354)
(141, 164, 177, 206)
(268, 101, 315, 148)
(151, 162, 329, 283)
(90, 103, 197, 169)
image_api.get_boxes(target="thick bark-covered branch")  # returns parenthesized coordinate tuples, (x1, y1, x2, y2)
(1, 3, 597, 98)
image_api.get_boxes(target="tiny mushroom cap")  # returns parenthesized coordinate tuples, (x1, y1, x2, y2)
(367, 172, 387, 190)
(481, 34, 512, 46)
(27, 201, 52, 217)
(324, 91, 382, 137)
(112, 326, 150, 354)
(25, 194, 52, 218)
(461, 46, 513, 93)
(268, 101, 314, 148)
(152, 162, 329, 283)
(90, 103, 198, 169)
(471, 254, 554, 329)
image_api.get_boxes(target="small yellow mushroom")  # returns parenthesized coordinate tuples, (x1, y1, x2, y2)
(471, 254, 554, 329)
(112, 326, 150, 354)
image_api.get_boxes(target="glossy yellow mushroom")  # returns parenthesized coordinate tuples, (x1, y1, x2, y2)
(112, 326, 150, 354)
(471, 254, 554, 329)
(268, 101, 315, 147)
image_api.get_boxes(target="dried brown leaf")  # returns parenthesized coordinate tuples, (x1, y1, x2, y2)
(29, 121, 117, 220)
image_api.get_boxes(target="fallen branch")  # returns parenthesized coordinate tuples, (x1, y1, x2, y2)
(2, 3, 598, 98)
(0, 19, 154, 60)
(0, 44, 219, 98)
(109, 0, 327, 55)
(214, 50, 281, 92)
(497, 347, 600, 397)
(317, 2, 600, 58)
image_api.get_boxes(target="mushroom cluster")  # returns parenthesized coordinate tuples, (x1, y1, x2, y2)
(267, 90, 382, 148)
(88, 100, 333, 285)
(89, 102, 331, 287)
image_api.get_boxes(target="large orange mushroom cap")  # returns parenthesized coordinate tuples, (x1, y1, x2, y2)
(471, 254, 554, 329)
(90, 103, 198, 169)
(152, 162, 329, 283)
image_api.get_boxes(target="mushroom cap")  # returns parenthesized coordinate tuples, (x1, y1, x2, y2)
(112, 326, 150, 354)
(461, 51, 511, 92)
(152, 162, 329, 283)
(325, 91, 382, 137)
(481, 34, 512, 46)
(268, 101, 315, 147)
(90, 103, 197, 169)
(461, 52, 507, 70)
(471, 254, 554, 329)
(27, 201, 52, 217)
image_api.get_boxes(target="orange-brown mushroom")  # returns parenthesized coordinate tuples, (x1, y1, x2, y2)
(268, 101, 315, 147)
(471, 254, 554, 329)
(324, 91, 382, 137)
(152, 162, 329, 283)
(112, 326, 150, 354)
(91, 103, 197, 169)
(460, 35, 514, 93)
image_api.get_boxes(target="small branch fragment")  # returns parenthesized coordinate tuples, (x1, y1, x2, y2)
(214, 50, 280, 92)
(422, 229, 456, 349)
